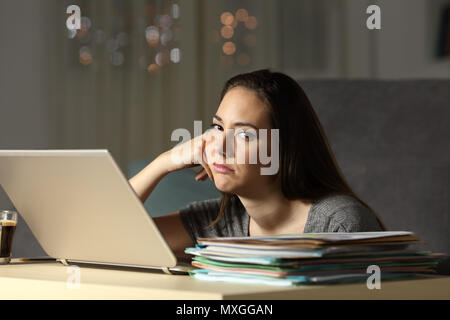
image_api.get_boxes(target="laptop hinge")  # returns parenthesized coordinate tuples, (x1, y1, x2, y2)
(56, 258, 179, 275)
(57, 258, 70, 266)
(161, 267, 173, 275)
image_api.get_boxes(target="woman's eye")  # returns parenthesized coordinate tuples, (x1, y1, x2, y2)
(210, 123, 223, 131)
(236, 130, 256, 141)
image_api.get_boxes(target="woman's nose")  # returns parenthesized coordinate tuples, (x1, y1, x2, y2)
(215, 130, 234, 158)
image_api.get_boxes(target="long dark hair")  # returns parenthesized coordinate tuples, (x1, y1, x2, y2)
(209, 69, 387, 231)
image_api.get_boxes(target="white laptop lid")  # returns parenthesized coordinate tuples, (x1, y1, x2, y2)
(0, 150, 177, 268)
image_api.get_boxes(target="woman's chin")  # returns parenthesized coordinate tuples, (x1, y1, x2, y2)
(213, 175, 237, 193)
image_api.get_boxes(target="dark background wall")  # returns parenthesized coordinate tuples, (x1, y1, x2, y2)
(0, 1, 51, 258)
(301, 80, 450, 255)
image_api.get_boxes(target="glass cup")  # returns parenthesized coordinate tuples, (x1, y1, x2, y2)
(0, 210, 18, 264)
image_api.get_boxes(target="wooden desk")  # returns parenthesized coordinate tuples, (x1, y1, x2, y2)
(0, 261, 449, 299)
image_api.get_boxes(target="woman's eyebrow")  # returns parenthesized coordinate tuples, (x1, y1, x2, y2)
(213, 115, 258, 130)
(213, 115, 223, 122)
(233, 121, 259, 130)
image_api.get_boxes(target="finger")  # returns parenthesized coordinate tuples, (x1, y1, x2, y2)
(190, 135, 204, 165)
(199, 160, 212, 181)
(201, 139, 214, 179)
(201, 150, 214, 182)
(195, 169, 208, 181)
(196, 172, 208, 182)
(192, 133, 214, 182)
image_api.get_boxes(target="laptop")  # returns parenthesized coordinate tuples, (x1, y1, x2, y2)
(0, 150, 193, 274)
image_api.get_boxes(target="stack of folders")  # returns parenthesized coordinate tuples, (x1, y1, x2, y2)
(185, 231, 447, 286)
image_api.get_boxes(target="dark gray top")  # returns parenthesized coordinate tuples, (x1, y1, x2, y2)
(179, 194, 383, 245)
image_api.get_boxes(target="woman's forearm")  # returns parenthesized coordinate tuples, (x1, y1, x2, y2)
(128, 133, 212, 203)
(128, 152, 170, 203)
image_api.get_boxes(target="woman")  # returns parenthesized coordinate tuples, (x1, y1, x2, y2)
(129, 69, 385, 258)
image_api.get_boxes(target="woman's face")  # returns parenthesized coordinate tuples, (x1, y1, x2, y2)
(204, 86, 278, 197)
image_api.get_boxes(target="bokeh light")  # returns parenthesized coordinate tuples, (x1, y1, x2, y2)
(110, 51, 124, 66)
(170, 48, 181, 63)
(94, 29, 105, 44)
(217, 8, 259, 70)
(245, 16, 258, 30)
(244, 34, 257, 47)
(222, 41, 236, 55)
(171, 4, 180, 19)
(147, 63, 160, 73)
(159, 14, 173, 29)
(80, 17, 92, 32)
(235, 9, 249, 22)
(117, 32, 128, 46)
(107, 38, 119, 53)
(145, 26, 160, 47)
(68, 5, 182, 71)
(67, 29, 77, 39)
(220, 12, 234, 26)
(237, 53, 250, 66)
(79, 46, 93, 65)
(160, 28, 173, 46)
(155, 50, 170, 66)
(220, 25, 234, 39)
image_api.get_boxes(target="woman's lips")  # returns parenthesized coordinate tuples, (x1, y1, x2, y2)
(212, 162, 234, 174)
